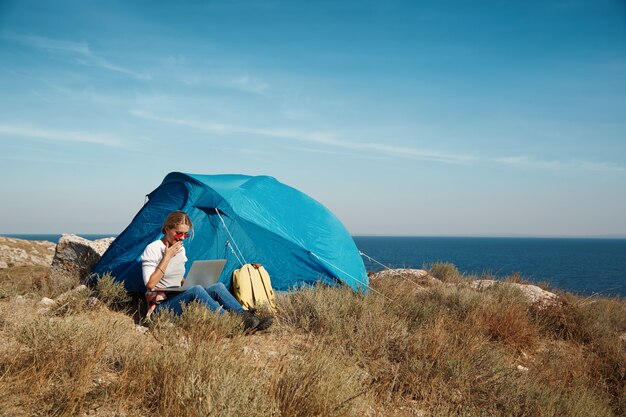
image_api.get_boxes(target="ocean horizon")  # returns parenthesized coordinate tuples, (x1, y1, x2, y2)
(4, 233, 626, 240)
(3, 234, 626, 297)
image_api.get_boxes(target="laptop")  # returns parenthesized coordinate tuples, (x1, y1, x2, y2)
(157, 259, 227, 293)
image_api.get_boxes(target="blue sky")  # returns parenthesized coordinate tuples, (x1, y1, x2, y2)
(0, 0, 625, 236)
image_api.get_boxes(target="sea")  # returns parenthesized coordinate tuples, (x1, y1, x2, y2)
(354, 236, 626, 297)
(4, 234, 626, 297)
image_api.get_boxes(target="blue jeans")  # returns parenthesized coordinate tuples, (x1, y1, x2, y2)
(154, 283, 245, 316)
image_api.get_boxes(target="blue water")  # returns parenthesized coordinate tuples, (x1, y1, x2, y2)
(354, 236, 626, 297)
(4, 234, 625, 297)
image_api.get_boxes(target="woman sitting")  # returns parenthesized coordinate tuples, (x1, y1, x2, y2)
(141, 210, 271, 331)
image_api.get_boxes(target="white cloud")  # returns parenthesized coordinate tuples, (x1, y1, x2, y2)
(493, 155, 626, 173)
(2, 32, 151, 80)
(0, 125, 127, 148)
(130, 110, 472, 163)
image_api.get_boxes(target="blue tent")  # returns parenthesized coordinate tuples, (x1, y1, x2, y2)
(92, 172, 368, 294)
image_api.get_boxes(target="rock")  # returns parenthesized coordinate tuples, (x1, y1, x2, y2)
(517, 365, 529, 372)
(242, 346, 259, 359)
(516, 284, 560, 308)
(135, 325, 149, 334)
(0, 236, 56, 268)
(451, 389, 463, 403)
(370, 268, 429, 280)
(470, 279, 560, 308)
(178, 336, 189, 348)
(86, 296, 100, 309)
(371, 268, 443, 286)
(469, 280, 498, 291)
(48, 234, 115, 295)
(370, 269, 442, 293)
(38, 297, 56, 307)
(37, 296, 57, 314)
(619, 333, 626, 342)
(55, 284, 89, 304)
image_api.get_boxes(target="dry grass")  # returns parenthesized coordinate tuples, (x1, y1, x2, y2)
(0, 265, 49, 298)
(0, 264, 625, 416)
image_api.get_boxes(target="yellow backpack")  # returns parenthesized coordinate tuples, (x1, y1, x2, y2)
(232, 264, 278, 312)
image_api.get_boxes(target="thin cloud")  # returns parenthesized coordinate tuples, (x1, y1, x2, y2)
(228, 75, 269, 95)
(131, 110, 472, 164)
(285, 146, 386, 160)
(2, 32, 151, 80)
(4, 33, 91, 54)
(493, 156, 626, 173)
(177, 72, 269, 95)
(358, 142, 473, 163)
(0, 124, 127, 148)
(0, 153, 90, 165)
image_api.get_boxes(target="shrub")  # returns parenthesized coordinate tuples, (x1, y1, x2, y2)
(504, 271, 528, 284)
(94, 272, 131, 310)
(48, 285, 91, 316)
(467, 281, 539, 351)
(474, 301, 539, 350)
(115, 329, 275, 416)
(276, 284, 367, 336)
(272, 346, 371, 417)
(1, 264, 625, 416)
(154, 301, 245, 343)
(428, 262, 461, 282)
(1, 315, 114, 416)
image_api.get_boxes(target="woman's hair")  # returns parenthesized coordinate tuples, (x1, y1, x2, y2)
(161, 211, 193, 235)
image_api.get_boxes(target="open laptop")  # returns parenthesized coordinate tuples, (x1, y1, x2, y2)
(157, 259, 227, 293)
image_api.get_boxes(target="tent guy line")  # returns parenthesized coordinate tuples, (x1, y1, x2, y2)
(215, 208, 248, 266)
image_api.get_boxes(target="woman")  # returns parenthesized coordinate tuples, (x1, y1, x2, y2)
(141, 210, 271, 331)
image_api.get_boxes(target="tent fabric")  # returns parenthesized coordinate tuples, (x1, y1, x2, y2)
(92, 172, 368, 294)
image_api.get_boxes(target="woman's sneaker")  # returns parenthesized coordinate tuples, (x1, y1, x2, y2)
(242, 311, 260, 332)
(255, 315, 273, 331)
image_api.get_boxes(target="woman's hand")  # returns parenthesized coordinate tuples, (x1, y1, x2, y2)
(163, 240, 183, 259)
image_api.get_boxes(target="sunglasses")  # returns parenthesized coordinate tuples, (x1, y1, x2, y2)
(173, 232, 191, 239)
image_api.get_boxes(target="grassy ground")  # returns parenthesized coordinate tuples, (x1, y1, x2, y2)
(0, 264, 624, 417)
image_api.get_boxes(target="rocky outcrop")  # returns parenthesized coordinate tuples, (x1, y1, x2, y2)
(0, 236, 56, 268)
(370, 268, 430, 280)
(48, 234, 115, 295)
(371, 268, 560, 308)
(369, 269, 443, 294)
(469, 279, 560, 308)
(370, 268, 444, 285)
